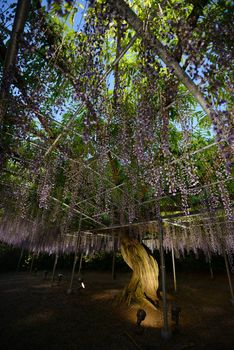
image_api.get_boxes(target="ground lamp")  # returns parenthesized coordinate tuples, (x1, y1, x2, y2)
(136, 309, 146, 326)
(135, 309, 146, 334)
(78, 275, 85, 289)
(57, 273, 64, 284)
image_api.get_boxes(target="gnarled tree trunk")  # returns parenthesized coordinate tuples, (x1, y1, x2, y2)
(117, 235, 159, 308)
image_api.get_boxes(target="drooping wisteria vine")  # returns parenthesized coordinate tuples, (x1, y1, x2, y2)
(0, 0, 233, 267)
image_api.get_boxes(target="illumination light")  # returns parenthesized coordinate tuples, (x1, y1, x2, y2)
(57, 273, 64, 282)
(136, 309, 146, 326)
(78, 275, 85, 289)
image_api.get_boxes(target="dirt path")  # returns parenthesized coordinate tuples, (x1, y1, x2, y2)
(0, 270, 233, 350)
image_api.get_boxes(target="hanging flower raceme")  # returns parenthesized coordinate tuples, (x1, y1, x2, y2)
(37, 158, 59, 209)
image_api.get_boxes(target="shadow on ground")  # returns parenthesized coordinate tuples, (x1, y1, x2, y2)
(0, 271, 234, 350)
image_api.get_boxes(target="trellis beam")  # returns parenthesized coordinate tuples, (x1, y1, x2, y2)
(75, 183, 124, 206)
(6, 132, 229, 219)
(142, 177, 234, 206)
(51, 197, 107, 228)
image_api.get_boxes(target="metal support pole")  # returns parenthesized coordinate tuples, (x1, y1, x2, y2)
(29, 252, 35, 274)
(16, 246, 24, 272)
(51, 254, 58, 285)
(78, 253, 83, 275)
(67, 255, 78, 294)
(207, 251, 214, 279)
(67, 216, 82, 294)
(112, 236, 116, 280)
(112, 250, 116, 280)
(157, 208, 172, 340)
(223, 250, 234, 305)
(171, 240, 177, 293)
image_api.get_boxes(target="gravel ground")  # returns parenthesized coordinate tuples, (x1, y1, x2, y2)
(0, 270, 234, 350)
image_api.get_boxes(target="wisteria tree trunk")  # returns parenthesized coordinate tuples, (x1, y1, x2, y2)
(117, 235, 159, 308)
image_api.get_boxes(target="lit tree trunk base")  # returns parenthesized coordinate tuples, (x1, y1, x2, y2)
(116, 236, 159, 309)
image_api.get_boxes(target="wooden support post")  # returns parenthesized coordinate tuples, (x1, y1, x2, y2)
(171, 240, 177, 293)
(51, 253, 58, 285)
(157, 208, 172, 340)
(16, 246, 24, 272)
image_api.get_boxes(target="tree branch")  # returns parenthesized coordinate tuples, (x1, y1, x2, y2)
(0, 0, 30, 122)
(108, 0, 213, 120)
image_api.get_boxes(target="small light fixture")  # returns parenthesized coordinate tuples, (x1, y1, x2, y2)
(78, 276, 85, 289)
(57, 273, 64, 282)
(136, 309, 146, 326)
(135, 309, 147, 335)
